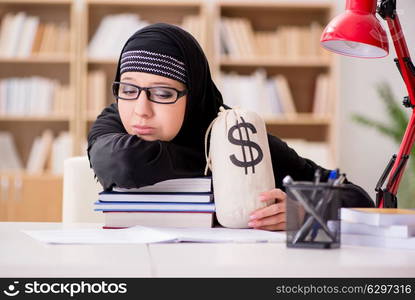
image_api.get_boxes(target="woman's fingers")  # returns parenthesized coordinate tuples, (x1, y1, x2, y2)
(256, 222, 286, 231)
(250, 202, 286, 220)
(259, 188, 286, 203)
(248, 212, 285, 228)
(247, 188, 288, 231)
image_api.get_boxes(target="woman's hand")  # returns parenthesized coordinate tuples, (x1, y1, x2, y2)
(248, 189, 287, 231)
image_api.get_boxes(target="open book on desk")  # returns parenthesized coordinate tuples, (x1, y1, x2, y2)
(23, 226, 286, 245)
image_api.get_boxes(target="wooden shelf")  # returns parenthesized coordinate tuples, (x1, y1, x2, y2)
(0, 0, 71, 4)
(0, 115, 70, 122)
(88, 58, 118, 65)
(219, 1, 331, 10)
(220, 56, 330, 68)
(264, 114, 331, 125)
(87, 0, 202, 7)
(0, 172, 63, 222)
(0, 170, 63, 178)
(0, 56, 71, 64)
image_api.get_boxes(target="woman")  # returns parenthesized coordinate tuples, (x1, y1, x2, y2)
(88, 23, 374, 231)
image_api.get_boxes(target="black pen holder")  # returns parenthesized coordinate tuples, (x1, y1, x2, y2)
(284, 181, 343, 249)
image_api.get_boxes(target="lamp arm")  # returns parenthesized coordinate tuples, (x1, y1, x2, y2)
(376, 0, 415, 208)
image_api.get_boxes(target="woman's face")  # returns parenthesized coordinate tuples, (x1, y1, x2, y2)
(117, 72, 187, 141)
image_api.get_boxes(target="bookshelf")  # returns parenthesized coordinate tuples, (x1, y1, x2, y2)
(0, 0, 338, 221)
(0, 0, 76, 221)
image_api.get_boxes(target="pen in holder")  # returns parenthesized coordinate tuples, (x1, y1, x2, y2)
(283, 172, 344, 249)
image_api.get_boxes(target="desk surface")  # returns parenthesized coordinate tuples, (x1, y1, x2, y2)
(1, 222, 415, 277)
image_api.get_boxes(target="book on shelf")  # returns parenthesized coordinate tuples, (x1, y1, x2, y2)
(0, 130, 72, 175)
(50, 131, 73, 175)
(112, 177, 212, 193)
(37, 21, 70, 55)
(94, 201, 215, 212)
(26, 129, 54, 174)
(232, 18, 255, 58)
(220, 71, 296, 119)
(87, 70, 106, 117)
(220, 18, 239, 57)
(2, 12, 26, 57)
(0, 13, 12, 55)
(273, 75, 297, 117)
(264, 77, 283, 115)
(310, 21, 323, 58)
(281, 26, 300, 59)
(39, 22, 54, 54)
(254, 32, 270, 57)
(53, 84, 71, 117)
(31, 23, 45, 54)
(0, 131, 23, 171)
(341, 221, 415, 239)
(0, 12, 70, 57)
(181, 15, 205, 49)
(16, 15, 39, 57)
(241, 18, 256, 57)
(341, 208, 415, 226)
(89, 14, 148, 59)
(312, 74, 331, 116)
(103, 211, 214, 229)
(55, 23, 70, 54)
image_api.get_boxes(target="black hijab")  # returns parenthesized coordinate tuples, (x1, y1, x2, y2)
(115, 23, 224, 151)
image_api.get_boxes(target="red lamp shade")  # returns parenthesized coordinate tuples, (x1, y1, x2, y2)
(321, 0, 389, 58)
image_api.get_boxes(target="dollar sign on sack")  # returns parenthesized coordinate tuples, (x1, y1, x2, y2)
(228, 116, 263, 174)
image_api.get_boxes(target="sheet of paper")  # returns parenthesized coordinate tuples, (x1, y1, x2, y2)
(23, 226, 178, 245)
(23, 226, 286, 245)
(153, 227, 286, 243)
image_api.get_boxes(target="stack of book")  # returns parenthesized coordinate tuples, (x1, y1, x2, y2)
(87, 70, 106, 118)
(94, 177, 215, 229)
(312, 74, 331, 117)
(341, 208, 415, 250)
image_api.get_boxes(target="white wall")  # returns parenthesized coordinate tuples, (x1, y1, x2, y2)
(335, 0, 415, 204)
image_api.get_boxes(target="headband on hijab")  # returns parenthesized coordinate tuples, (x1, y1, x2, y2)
(114, 23, 224, 150)
(120, 49, 187, 85)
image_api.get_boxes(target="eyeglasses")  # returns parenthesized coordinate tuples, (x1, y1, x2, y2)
(112, 81, 188, 104)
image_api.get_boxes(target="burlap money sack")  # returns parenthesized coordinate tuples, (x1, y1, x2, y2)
(204, 106, 276, 228)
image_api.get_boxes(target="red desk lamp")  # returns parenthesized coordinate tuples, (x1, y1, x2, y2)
(321, 0, 415, 208)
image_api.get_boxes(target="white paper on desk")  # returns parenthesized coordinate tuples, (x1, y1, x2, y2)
(23, 227, 178, 245)
(23, 226, 285, 245)
(155, 227, 286, 243)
